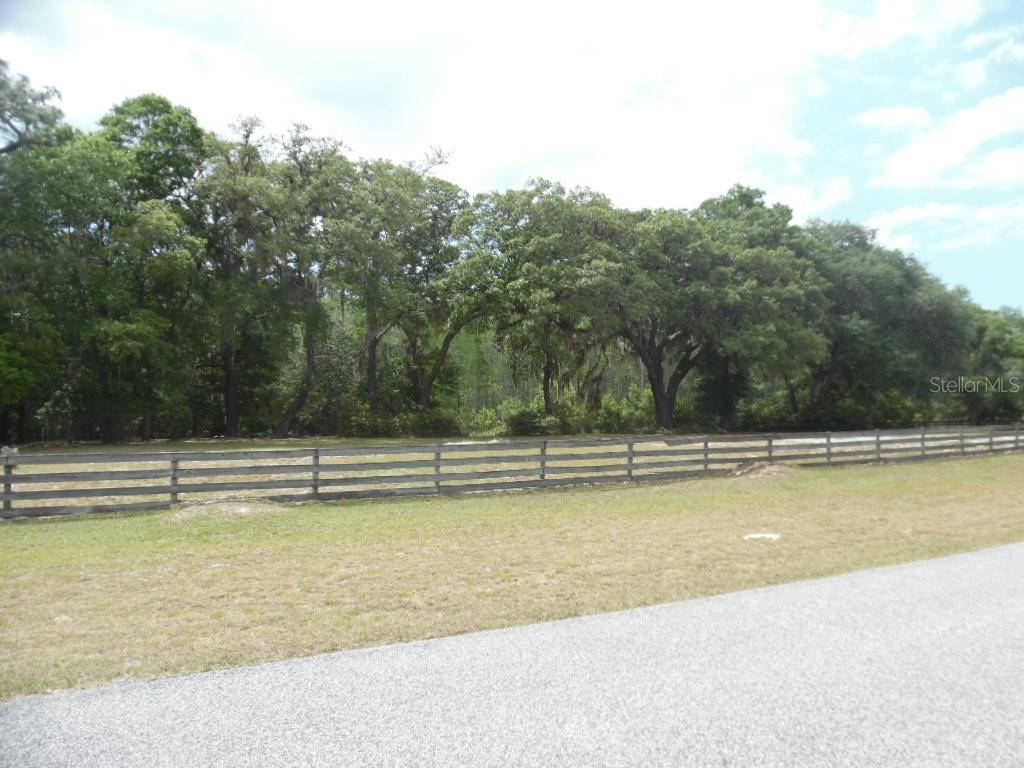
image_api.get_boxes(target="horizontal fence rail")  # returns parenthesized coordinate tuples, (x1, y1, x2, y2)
(1, 424, 1022, 519)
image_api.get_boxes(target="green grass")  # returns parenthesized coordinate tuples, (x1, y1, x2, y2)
(2, 453, 1023, 700)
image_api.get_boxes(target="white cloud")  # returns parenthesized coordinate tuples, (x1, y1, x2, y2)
(857, 106, 931, 131)
(870, 199, 1024, 251)
(0, 0, 985, 208)
(766, 176, 852, 220)
(821, 0, 981, 58)
(873, 87, 1024, 187)
(870, 202, 967, 234)
(953, 146, 1024, 188)
(963, 23, 1024, 53)
(957, 24, 1024, 90)
(887, 233, 919, 252)
(956, 59, 989, 89)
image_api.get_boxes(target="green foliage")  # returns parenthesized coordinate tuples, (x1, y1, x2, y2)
(504, 407, 560, 437)
(582, 187, 831, 428)
(0, 61, 1017, 444)
(99, 94, 207, 200)
(0, 60, 67, 154)
(0, 298, 62, 408)
(463, 180, 619, 413)
(961, 307, 1024, 424)
(501, 395, 584, 436)
(592, 387, 655, 434)
(399, 410, 463, 438)
(735, 390, 801, 432)
(297, 315, 363, 434)
(335, 404, 463, 438)
(464, 407, 502, 435)
(794, 221, 978, 428)
(336, 403, 393, 438)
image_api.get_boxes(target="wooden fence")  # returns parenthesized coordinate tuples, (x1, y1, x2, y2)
(2, 424, 1022, 520)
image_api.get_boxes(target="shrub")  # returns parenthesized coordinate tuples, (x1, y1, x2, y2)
(735, 391, 798, 432)
(592, 386, 655, 434)
(338, 407, 463, 438)
(339, 405, 398, 437)
(593, 394, 629, 433)
(495, 396, 526, 422)
(504, 406, 558, 436)
(538, 414, 561, 435)
(403, 409, 463, 437)
(465, 407, 501, 435)
(552, 399, 586, 434)
(502, 393, 586, 436)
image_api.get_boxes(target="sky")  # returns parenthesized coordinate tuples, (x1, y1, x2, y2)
(1, 0, 1022, 310)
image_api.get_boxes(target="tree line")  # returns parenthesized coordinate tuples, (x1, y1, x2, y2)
(1, 62, 1021, 444)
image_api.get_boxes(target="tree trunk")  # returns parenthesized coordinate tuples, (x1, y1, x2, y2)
(542, 355, 556, 415)
(275, 325, 316, 437)
(140, 413, 152, 442)
(416, 329, 459, 410)
(101, 415, 124, 444)
(0, 406, 10, 445)
(653, 372, 691, 430)
(635, 347, 675, 429)
(366, 328, 380, 416)
(721, 409, 736, 432)
(223, 337, 240, 437)
(16, 400, 29, 445)
(577, 356, 607, 415)
(416, 381, 431, 410)
(622, 329, 700, 431)
(416, 370, 431, 410)
(785, 377, 800, 415)
(808, 347, 840, 415)
(651, 379, 674, 429)
(275, 378, 312, 437)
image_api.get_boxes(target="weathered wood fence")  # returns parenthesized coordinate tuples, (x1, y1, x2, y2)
(2, 424, 1021, 520)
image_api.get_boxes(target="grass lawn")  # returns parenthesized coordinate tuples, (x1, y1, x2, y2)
(2, 453, 1023, 700)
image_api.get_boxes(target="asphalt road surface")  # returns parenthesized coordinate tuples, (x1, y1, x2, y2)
(3, 543, 1023, 767)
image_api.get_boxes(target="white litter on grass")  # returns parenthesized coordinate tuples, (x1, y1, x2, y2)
(744, 532, 781, 542)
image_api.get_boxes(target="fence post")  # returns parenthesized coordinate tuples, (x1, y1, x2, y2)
(702, 437, 710, 471)
(312, 448, 320, 498)
(767, 436, 774, 462)
(2, 450, 13, 513)
(1016, 424, 1021, 451)
(875, 429, 882, 461)
(989, 428, 995, 454)
(959, 431, 966, 456)
(920, 426, 927, 457)
(433, 446, 442, 492)
(826, 432, 832, 465)
(627, 438, 635, 481)
(170, 456, 179, 504)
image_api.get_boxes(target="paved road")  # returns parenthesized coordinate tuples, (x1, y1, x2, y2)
(3, 544, 1024, 768)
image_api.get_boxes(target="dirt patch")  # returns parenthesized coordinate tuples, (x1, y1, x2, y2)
(732, 462, 797, 479)
(163, 500, 283, 523)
